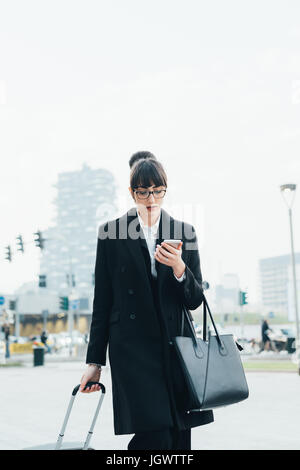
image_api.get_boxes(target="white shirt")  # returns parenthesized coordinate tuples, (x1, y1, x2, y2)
(137, 210, 186, 282)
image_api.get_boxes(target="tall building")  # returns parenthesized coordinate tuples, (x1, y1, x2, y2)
(40, 163, 118, 301)
(259, 253, 300, 319)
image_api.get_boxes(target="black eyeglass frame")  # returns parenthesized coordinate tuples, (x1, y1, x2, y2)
(133, 188, 167, 199)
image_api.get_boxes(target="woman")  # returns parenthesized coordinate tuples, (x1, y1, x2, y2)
(79, 151, 214, 450)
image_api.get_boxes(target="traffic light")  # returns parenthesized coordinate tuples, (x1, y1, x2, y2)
(16, 235, 24, 253)
(34, 230, 45, 250)
(239, 290, 248, 306)
(39, 275, 47, 288)
(59, 296, 69, 311)
(5, 245, 12, 262)
(9, 300, 16, 310)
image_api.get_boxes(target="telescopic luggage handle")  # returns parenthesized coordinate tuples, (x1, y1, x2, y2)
(55, 381, 106, 450)
(72, 381, 106, 395)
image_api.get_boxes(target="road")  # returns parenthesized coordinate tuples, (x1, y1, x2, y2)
(1, 361, 299, 450)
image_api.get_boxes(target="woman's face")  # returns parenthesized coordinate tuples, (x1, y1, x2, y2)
(128, 183, 166, 222)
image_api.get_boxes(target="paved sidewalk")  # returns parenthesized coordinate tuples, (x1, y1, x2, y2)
(1, 361, 299, 450)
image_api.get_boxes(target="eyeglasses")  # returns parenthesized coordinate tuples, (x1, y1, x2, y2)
(133, 189, 167, 200)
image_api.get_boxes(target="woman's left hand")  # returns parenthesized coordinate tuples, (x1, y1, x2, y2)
(154, 241, 185, 276)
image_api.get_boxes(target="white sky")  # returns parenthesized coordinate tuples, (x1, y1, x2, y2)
(0, 0, 299, 303)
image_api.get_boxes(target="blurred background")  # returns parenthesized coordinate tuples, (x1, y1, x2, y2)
(0, 0, 299, 450)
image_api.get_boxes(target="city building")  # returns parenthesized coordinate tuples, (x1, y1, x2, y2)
(40, 162, 118, 299)
(259, 253, 300, 319)
(6, 163, 120, 336)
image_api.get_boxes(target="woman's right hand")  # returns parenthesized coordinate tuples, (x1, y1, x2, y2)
(79, 365, 101, 393)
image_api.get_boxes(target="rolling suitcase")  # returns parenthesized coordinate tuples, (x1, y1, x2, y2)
(24, 381, 106, 450)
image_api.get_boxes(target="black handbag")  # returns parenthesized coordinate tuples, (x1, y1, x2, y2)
(172, 294, 249, 411)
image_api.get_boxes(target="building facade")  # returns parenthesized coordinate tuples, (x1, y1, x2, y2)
(40, 162, 118, 302)
(259, 253, 300, 319)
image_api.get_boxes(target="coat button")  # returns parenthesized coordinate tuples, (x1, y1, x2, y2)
(128, 288, 134, 295)
(130, 314, 136, 320)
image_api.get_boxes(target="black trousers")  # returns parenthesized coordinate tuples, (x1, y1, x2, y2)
(127, 427, 191, 450)
(127, 273, 192, 451)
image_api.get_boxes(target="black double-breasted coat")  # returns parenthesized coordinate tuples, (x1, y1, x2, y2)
(86, 206, 214, 435)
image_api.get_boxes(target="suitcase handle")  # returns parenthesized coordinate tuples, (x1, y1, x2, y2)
(72, 382, 106, 396)
(55, 382, 106, 450)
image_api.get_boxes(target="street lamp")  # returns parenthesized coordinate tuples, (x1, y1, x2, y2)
(41, 232, 77, 356)
(56, 232, 77, 357)
(280, 183, 299, 373)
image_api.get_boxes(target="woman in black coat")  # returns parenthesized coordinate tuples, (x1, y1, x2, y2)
(80, 152, 214, 450)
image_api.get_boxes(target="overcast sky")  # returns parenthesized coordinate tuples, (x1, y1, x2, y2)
(0, 0, 299, 304)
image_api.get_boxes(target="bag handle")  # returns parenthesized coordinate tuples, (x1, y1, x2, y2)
(180, 294, 244, 351)
(180, 303, 198, 346)
(202, 295, 222, 341)
(180, 293, 224, 348)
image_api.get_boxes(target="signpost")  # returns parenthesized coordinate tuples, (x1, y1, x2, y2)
(238, 290, 248, 338)
(68, 293, 79, 357)
(0, 297, 5, 321)
(0, 297, 6, 363)
(70, 299, 79, 310)
(42, 309, 49, 331)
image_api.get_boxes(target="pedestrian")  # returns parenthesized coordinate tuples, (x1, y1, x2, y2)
(79, 151, 214, 450)
(260, 318, 274, 352)
(41, 330, 51, 354)
(2, 323, 10, 358)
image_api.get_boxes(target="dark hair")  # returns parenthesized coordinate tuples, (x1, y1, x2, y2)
(129, 154, 167, 190)
(129, 151, 157, 169)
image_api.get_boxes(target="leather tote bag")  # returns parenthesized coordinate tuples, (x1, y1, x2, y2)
(172, 294, 249, 411)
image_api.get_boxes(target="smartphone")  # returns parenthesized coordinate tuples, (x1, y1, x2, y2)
(163, 239, 182, 248)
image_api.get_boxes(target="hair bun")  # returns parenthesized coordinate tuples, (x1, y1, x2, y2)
(129, 151, 157, 168)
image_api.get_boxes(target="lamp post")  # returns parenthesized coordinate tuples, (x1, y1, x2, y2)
(280, 184, 299, 373)
(58, 233, 76, 357)
(44, 232, 77, 356)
